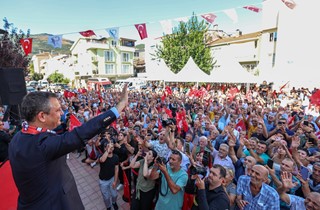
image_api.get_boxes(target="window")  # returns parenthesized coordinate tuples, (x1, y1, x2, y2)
(111, 40, 117, 47)
(121, 64, 130, 73)
(122, 53, 130, 62)
(104, 50, 115, 62)
(105, 64, 114, 74)
(134, 52, 139, 57)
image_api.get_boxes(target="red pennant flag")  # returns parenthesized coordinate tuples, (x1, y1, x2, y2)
(243, 5, 262, 13)
(310, 89, 320, 107)
(201, 13, 217, 24)
(20, 38, 32, 55)
(79, 30, 96, 37)
(135, 23, 148, 40)
(122, 170, 131, 203)
(69, 114, 82, 131)
(281, 0, 296, 9)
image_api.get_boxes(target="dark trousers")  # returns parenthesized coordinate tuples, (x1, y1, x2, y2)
(130, 188, 156, 210)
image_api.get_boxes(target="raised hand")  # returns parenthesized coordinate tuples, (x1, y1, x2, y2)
(281, 171, 295, 190)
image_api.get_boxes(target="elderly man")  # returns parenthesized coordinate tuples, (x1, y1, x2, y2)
(212, 143, 235, 172)
(236, 165, 280, 210)
(278, 171, 320, 210)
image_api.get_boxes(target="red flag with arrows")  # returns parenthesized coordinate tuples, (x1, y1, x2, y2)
(20, 38, 32, 55)
(135, 23, 148, 40)
(79, 30, 96, 37)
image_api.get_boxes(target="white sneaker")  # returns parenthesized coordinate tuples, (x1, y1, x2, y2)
(90, 162, 96, 168)
(116, 184, 123, 191)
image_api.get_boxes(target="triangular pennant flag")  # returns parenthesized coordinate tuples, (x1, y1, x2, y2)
(135, 23, 148, 40)
(69, 114, 82, 131)
(48, 35, 62, 48)
(223, 9, 238, 24)
(159, 20, 173, 35)
(243, 5, 262, 13)
(20, 38, 32, 55)
(79, 30, 96, 37)
(201, 13, 217, 24)
(106, 27, 119, 40)
(281, 0, 296, 9)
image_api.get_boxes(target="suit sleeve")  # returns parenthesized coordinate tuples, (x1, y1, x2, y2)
(41, 107, 120, 160)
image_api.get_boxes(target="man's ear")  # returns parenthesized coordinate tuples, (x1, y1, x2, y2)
(36, 111, 46, 123)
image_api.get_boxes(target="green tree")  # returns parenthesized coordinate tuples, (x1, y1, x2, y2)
(47, 71, 68, 84)
(31, 72, 43, 81)
(154, 14, 215, 74)
(0, 18, 31, 74)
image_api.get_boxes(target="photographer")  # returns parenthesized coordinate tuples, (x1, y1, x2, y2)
(185, 164, 230, 210)
(149, 150, 188, 210)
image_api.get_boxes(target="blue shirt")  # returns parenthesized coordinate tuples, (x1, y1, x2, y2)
(288, 194, 306, 210)
(236, 175, 280, 210)
(155, 167, 188, 210)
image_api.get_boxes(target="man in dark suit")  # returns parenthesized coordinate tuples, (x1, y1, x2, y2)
(8, 84, 128, 210)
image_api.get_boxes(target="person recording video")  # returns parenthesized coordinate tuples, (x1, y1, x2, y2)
(185, 164, 230, 210)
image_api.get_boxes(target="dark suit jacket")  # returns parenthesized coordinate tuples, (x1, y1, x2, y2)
(9, 108, 118, 210)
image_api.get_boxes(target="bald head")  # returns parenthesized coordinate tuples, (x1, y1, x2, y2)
(253, 165, 269, 179)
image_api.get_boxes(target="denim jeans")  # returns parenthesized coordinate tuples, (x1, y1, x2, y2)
(99, 177, 117, 208)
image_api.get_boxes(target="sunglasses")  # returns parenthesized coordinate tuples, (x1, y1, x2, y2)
(278, 122, 286, 125)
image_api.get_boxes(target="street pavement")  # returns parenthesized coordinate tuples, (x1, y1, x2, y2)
(67, 152, 130, 210)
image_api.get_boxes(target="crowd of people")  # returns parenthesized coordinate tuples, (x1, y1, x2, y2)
(1, 81, 320, 210)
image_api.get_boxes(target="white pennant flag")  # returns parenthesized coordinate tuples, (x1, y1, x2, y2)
(160, 20, 173, 35)
(224, 8, 238, 24)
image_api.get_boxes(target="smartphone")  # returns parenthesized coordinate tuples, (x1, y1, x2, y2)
(300, 166, 309, 181)
(267, 159, 274, 169)
(303, 121, 309, 126)
(185, 142, 190, 154)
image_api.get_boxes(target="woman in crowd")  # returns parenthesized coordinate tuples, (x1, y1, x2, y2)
(129, 149, 158, 210)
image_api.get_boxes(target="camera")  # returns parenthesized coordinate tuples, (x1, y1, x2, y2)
(162, 118, 176, 127)
(190, 165, 207, 178)
(156, 157, 167, 165)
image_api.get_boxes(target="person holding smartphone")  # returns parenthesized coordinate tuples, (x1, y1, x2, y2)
(184, 164, 230, 210)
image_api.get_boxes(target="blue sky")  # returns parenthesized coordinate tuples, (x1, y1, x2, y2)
(1, 0, 263, 42)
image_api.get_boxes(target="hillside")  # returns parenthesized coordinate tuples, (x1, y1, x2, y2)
(30, 33, 74, 55)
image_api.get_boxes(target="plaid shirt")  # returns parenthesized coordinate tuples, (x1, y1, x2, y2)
(236, 175, 280, 210)
(288, 194, 306, 210)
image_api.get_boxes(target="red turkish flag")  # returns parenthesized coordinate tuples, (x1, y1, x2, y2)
(165, 86, 172, 95)
(79, 30, 96, 37)
(69, 114, 82, 131)
(122, 170, 131, 203)
(281, 0, 296, 9)
(243, 5, 262, 13)
(310, 89, 320, 107)
(135, 23, 148, 40)
(20, 38, 32, 55)
(201, 13, 217, 24)
(235, 119, 246, 133)
(161, 92, 166, 102)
